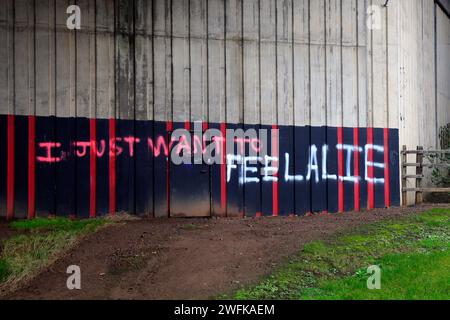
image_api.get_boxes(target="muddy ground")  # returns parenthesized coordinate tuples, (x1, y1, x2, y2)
(2, 204, 447, 300)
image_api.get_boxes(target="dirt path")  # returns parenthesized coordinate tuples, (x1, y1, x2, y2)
(4, 205, 446, 300)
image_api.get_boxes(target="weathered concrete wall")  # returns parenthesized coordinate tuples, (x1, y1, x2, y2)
(437, 4, 450, 131)
(2, 0, 446, 142)
(0, 0, 388, 124)
(0, 0, 448, 217)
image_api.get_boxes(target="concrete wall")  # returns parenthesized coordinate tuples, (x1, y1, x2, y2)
(0, 0, 448, 218)
(2, 0, 446, 144)
(0, 0, 388, 125)
(437, 3, 450, 131)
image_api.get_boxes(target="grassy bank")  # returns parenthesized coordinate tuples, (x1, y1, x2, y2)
(0, 217, 110, 291)
(231, 208, 450, 300)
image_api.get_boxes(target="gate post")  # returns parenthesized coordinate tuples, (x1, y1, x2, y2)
(415, 146, 424, 205)
(401, 145, 408, 206)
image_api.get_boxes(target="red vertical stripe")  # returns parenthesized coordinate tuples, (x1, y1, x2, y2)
(272, 125, 279, 217)
(337, 127, 345, 213)
(90, 119, 97, 218)
(166, 121, 173, 132)
(184, 121, 191, 131)
(220, 123, 227, 215)
(383, 128, 391, 208)
(28, 116, 36, 219)
(353, 127, 360, 211)
(109, 118, 116, 216)
(7, 115, 14, 220)
(367, 127, 375, 210)
(166, 121, 172, 217)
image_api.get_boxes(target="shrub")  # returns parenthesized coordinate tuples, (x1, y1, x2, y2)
(428, 124, 450, 187)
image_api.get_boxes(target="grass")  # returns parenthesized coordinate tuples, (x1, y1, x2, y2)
(0, 217, 111, 291)
(301, 251, 450, 300)
(9, 217, 107, 232)
(230, 208, 450, 300)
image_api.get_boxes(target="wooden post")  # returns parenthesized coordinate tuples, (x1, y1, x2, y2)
(401, 145, 408, 206)
(415, 146, 424, 205)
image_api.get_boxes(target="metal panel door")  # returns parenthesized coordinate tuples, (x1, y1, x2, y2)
(169, 129, 211, 217)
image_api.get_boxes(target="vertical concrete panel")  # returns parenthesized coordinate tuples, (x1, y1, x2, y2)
(260, 0, 277, 125)
(96, 0, 116, 120)
(208, 0, 226, 124)
(76, 0, 96, 119)
(325, 0, 342, 128)
(172, 0, 190, 123)
(398, 0, 420, 205)
(134, 0, 153, 121)
(190, 0, 208, 123)
(402, 0, 420, 149)
(437, 6, 450, 130)
(372, 0, 388, 129)
(357, 0, 368, 128)
(53, 1, 74, 118)
(293, 0, 310, 126)
(277, 0, 293, 126)
(412, 0, 422, 146)
(35, 0, 56, 117)
(153, 0, 172, 122)
(55, 0, 75, 118)
(398, 0, 407, 148)
(5, 0, 14, 115)
(0, 0, 12, 115)
(387, 0, 400, 130)
(310, 0, 326, 126)
(116, 0, 134, 120)
(342, 0, 358, 128)
(225, 0, 243, 125)
(419, 0, 436, 148)
(413, 0, 424, 143)
(243, 0, 260, 125)
(14, 0, 35, 116)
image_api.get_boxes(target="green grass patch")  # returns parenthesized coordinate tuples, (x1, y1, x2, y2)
(231, 208, 450, 300)
(301, 251, 450, 300)
(0, 259, 11, 282)
(10, 217, 107, 233)
(0, 217, 111, 291)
